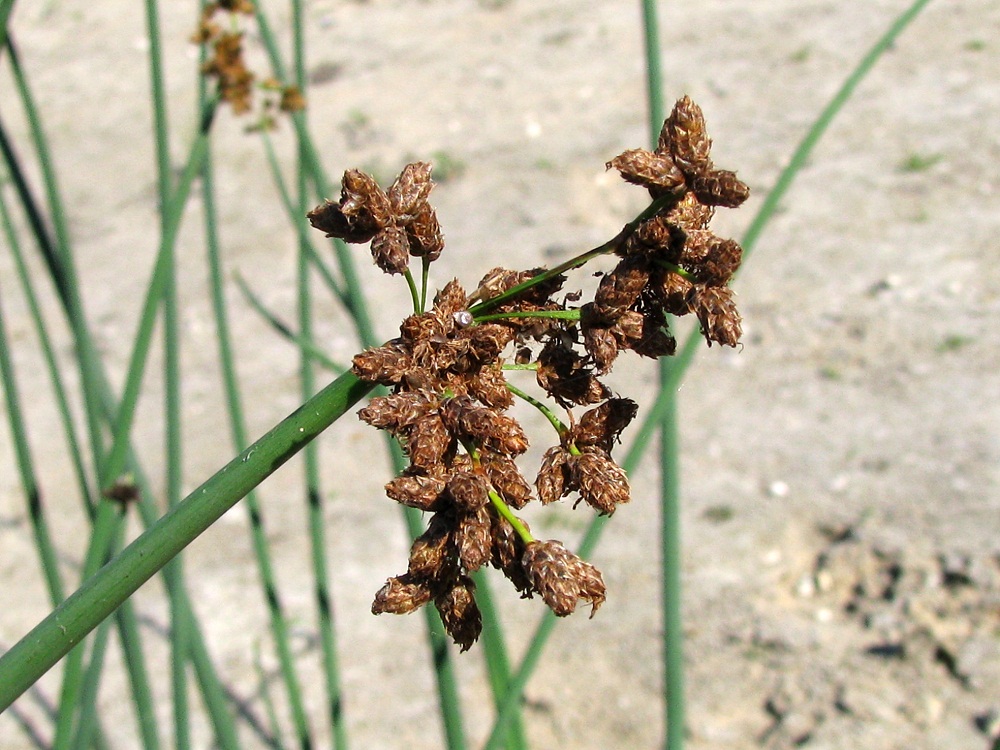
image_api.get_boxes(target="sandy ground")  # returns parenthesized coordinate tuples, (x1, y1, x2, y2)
(1, 0, 999, 748)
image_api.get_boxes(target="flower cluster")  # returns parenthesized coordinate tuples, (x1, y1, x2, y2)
(193, 1, 304, 123)
(307, 96, 748, 650)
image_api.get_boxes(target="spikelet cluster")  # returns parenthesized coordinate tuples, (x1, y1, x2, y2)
(307, 97, 748, 650)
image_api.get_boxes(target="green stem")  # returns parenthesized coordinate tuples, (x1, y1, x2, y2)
(0, 370, 376, 711)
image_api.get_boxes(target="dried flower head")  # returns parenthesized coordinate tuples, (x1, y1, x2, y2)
(310, 96, 749, 649)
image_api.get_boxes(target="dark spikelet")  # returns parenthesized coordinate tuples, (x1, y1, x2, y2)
(407, 513, 452, 577)
(573, 398, 638, 452)
(689, 170, 750, 209)
(582, 322, 619, 375)
(435, 577, 482, 651)
(593, 258, 651, 321)
(490, 513, 534, 597)
(522, 540, 606, 617)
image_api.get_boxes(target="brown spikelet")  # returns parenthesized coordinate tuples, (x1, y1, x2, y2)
(389, 161, 434, 216)
(573, 398, 638, 452)
(371, 225, 410, 275)
(307, 169, 391, 243)
(490, 513, 534, 596)
(697, 237, 743, 287)
(441, 397, 528, 456)
(372, 574, 433, 615)
(573, 449, 631, 515)
(664, 95, 713, 177)
(668, 191, 715, 230)
(522, 540, 606, 617)
(435, 577, 482, 651)
(606, 149, 686, 195)
(407, 513, 452, 577)
(582, 321, 619, 375)
(466, 364, 514, 410)
(689, 170, 750, 209)
(480, 452, 533, 509)
(358, 390, 434, 432)
(693, 286, 742, 347)
(656, 271, 697, 316)
(625, 216, 686, 261)
(384, 471, 447, 512)
(446, 470, 490, 512)
(407, 414, 453, 471)
(406, 202, 444, 261)
(351, 342, 411, 385)
(593, 259, 651, 321)
(453, 506, 492, 572)
(536, 446, 570, 505)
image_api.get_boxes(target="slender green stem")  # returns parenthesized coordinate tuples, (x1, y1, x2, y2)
(469, 571, 528, 750)
(0, 370, 376, 711)
(469, 190, 677, 316)
(0, 259, 64, 606)
(505, 381, 566, 437)
(488, 490, 534, 544)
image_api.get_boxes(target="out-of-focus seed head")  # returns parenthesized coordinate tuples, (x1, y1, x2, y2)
(522, 540, 606, 617)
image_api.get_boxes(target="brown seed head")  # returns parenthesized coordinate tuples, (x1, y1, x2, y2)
(522, 540, 606, 617)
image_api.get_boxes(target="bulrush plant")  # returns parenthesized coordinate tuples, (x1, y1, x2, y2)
(307, 96, 749, 649)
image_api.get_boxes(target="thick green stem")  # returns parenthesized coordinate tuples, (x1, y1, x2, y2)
(0, 371, 375, 711)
